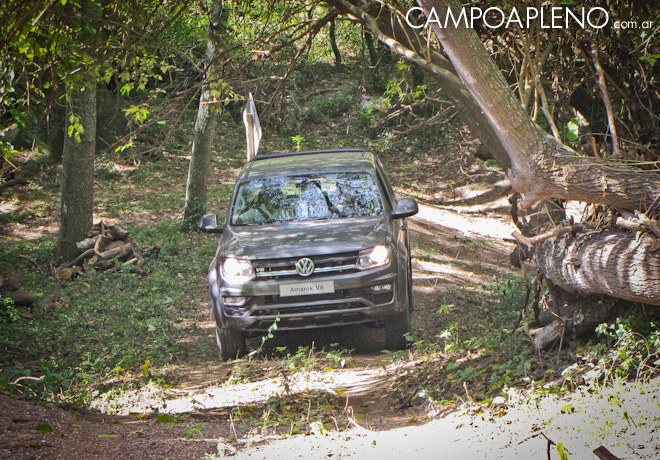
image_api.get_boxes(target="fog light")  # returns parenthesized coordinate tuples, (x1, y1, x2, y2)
(223, 296, 247, 306)
(370, 283, 392, 292)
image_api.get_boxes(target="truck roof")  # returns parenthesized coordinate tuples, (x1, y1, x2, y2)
(239, 149, 376, 181)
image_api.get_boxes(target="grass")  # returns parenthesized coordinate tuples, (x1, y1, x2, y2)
(0, 220, 219, 399)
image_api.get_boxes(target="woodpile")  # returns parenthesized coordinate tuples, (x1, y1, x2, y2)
(56, 221, 160, 280)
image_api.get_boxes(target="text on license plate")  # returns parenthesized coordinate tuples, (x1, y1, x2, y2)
(279, 281, 335, 297)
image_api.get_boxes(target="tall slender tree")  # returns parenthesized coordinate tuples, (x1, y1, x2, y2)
(1, 0, 191, 259)
(182, 0, 228, 231)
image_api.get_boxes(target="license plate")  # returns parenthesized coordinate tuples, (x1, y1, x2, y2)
(279, 281, 335, 297)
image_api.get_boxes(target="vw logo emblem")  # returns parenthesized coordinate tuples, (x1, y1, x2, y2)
(295, 258, 315, 277)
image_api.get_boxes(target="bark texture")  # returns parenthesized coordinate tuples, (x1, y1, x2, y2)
(182, 0, 226, 231)
(536, 231, 660, 306)
(57, 86, 96, 262)
(329, 19, 343, 70)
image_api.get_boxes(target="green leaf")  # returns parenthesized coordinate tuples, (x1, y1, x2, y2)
(566, 118, 579, 141)
(34, 424, 53, 433)
(98, 434, 116, 438)
(557, 442, 569, 460)
(155, 414, 177, 423)
(142, 359, 150, 377)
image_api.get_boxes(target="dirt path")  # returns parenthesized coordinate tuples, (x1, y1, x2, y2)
(229, 375, 660, 460)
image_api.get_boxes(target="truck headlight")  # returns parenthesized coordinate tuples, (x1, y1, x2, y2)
(357, 245, 390, 270)
(222, 257, 254, 283)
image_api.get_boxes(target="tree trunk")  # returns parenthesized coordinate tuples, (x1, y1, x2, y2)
(328, 19, 343, 70)
(56, 86, 96, 262)
(364, 31, 378, 67)
(46, 97, 65, 162)
(182, 0, 227, 231)
(417, 0, 660, 213)
(535, 231, 660, 306)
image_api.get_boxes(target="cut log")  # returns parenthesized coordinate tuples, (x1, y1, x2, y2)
(60, 221, 148, 278)
(97, 243, 134, 261)
(104, 239, 128, 252)
(57, 267, 74, 280)
(70, 248, 95, 267)
(93, 259, 117, 270)
(76, 235, 100, 252)
(593, 446, 621, 460)
(5, 290, 36, 306)
(93, 232, 110, 256)
(535, 230, 660, 306)
(110, 225, 129, 241)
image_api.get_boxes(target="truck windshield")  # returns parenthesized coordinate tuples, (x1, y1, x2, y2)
(230, 173, 384, 225)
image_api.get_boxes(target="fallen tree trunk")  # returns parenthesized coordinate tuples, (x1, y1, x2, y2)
(535, 231, 660, 306)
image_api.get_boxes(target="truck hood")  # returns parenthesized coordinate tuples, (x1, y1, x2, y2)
(221, 215, 388, 260)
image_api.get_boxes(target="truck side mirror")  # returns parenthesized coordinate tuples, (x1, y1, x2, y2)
(392, 198, 418, 219)
(199, 214, 223, 234)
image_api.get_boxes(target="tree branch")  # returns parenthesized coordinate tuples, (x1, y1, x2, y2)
(590, 41, 621, 158)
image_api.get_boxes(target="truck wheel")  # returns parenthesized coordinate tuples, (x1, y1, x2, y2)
(385, 269, 412, 350)
(215, 326, 246, 361)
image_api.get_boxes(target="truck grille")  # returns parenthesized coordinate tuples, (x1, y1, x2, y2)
(253, 252, 359, 279)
